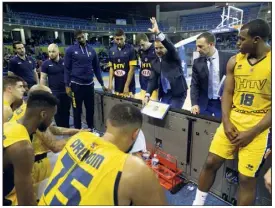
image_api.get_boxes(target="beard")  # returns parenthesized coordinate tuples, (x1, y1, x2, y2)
(38, 122, 48, 132)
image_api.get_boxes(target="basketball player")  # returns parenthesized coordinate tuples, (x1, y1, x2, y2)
(3, 75, 25, 122)
(108, 29, 137, 97)
(39, 103, 166, 205)
(193, 19, 271, 206)
(135, 33, 158, 100)
(3, 91, 58, 205)
(10, 84, 90, 198)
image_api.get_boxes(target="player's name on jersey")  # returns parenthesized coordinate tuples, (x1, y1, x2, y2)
(70, 139, 105, 169)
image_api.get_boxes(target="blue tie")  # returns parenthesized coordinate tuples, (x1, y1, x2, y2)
(161, 72, 170, 93)
(208, 58, 214, 99)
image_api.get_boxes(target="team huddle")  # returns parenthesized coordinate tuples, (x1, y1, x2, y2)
(3, 17, 271, 206)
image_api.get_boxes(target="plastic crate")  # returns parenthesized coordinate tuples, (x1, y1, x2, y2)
(140, 143, 187, 193)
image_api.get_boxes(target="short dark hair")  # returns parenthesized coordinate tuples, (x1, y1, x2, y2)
(136, 33, 149, 43)
(13, 41, 24, 49)
(27, 90, 59, 109)
(241, 19, 270, 41)
(114, 28, 125, 37)
(74, 30, 83, 38)
(197, 32, 216, 44)
(3, 75, 25, 91)
(107, 103, 142, 129)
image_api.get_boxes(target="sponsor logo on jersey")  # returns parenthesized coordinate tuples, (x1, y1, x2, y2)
(114, 70, 126, 77)
(141, 69, 151, 77)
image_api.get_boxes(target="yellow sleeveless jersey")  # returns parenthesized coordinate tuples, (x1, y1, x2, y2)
(39, 132, 129, 206)
(10, 102, 50, 155)
(3, 121, 32, 206)
(233, 51, 271, 114)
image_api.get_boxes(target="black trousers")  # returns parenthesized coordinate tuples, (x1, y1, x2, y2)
(71, 83, 94, 129)
(54, 92, 71, 128)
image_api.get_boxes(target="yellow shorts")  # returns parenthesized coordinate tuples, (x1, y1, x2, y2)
(32, 156, 52, 184)
(209, 110, 271, 177)
(4, 156, 53, 205)
(4, 189, 17, 206)
(135, 89, 158, 100)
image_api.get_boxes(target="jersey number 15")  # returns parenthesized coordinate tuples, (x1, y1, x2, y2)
(43, 153, 93, 205)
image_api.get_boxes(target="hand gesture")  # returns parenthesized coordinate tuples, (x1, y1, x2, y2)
(148, 17, 160, 34)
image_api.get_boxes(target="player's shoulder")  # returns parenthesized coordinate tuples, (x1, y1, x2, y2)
(109, 45, 117, 51)
(120, 154, 154, 190)
(42, 59, 51, 67)
(67, 131, 98, 145)
(66, 44, 76, 52)
(124, 154, 150, 175)
(27, 55, 35, 62)
(126, 43, 135, 50)
(4, 121, 29, 137)
(234, 52, 247, 62)
(9, 55, 18, 63)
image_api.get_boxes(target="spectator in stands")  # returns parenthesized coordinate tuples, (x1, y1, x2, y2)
(3, 54, 11, 77)
(143, 18, 188, 109)
(8, 41, 39, 89)
(64, 30, 107, 129)
(108, 28, 137, 97)
(40, 44, 71, 128)
(190, 32, 234, 118)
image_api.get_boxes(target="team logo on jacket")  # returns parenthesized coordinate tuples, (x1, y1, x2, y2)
(29, 61, 32, 64)
(145, 58, 148, 62)
(118, 59, 120, 63)
(114, 70, 126, 77)
(75, 51, 78, 54)
(141, 69, 151, 77)
(89, 52, 92, 55)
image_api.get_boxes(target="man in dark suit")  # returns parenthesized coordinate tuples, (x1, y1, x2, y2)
(190, 32, 235, 118)
(143, 18, 188, 109)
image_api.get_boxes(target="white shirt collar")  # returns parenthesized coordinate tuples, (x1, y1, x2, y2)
(209, 48, 218, 60)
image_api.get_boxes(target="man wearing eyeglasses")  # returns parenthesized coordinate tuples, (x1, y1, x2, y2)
(64, 30, 107, 130)
(108, 29, 137, 97)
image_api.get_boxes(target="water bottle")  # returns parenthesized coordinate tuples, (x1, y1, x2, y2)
(151, 154, 159, 169)
(142, 151, 150, 161)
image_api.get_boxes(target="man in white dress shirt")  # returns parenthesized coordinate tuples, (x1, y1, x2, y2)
(190, 32, 235, 118)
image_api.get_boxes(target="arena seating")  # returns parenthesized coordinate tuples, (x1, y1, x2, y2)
(180, 4, 261, 31)
(5, 12, 169, 32)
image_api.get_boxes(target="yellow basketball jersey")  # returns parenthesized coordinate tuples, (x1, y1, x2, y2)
(39, 132, 129, 206)
(233, 51, 271, 114)
(10, 102, 27, 121)
(10, 102, 50, 155)
(3, 121, 32, 206)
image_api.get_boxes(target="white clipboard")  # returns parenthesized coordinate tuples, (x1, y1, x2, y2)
(141, 100, 170, 120)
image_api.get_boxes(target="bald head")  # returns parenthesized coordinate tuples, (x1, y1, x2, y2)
(48, 44, 59, 61)
(29, 84, 52, 94)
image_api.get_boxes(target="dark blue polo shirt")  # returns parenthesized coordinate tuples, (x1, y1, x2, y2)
(108, 43, 137, 94)
(138, 43, 157, 91)
(8, 55, 36, 86)
(64, 43, 104, 86)
(41, 58, 66, 94)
